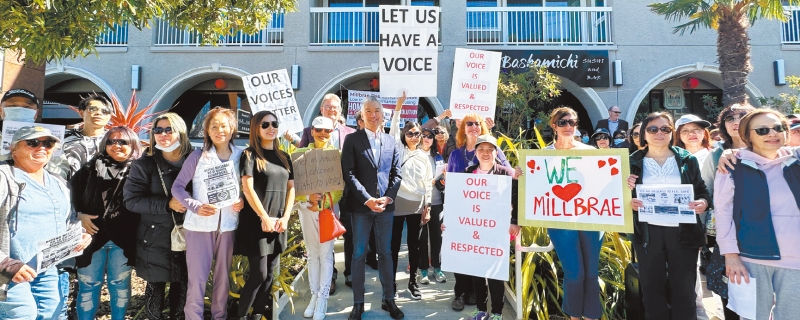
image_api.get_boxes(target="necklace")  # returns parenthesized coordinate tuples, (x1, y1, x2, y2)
(464, 148, 477, 167)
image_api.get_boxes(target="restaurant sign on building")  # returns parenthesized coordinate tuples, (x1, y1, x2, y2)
(499, 50, 610, 87)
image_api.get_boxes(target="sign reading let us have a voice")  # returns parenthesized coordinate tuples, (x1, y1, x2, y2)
(379, 5, 439, 97)
(441, 173, 511, 281)
(519, 149, 633, 232)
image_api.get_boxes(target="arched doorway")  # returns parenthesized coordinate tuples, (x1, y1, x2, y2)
(44, 66, 118, 125)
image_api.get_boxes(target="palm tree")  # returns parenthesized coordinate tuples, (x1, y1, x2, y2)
(649, 0, 799, 107)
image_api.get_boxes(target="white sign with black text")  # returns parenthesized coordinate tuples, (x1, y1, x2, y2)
(242, 70, 304, 134)
(379, 5, 440, 97)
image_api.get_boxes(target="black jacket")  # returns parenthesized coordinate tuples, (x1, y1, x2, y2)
(595, 119, 629, 134)
(629, 146, 710, 250)
(123, 150, 187, 283)
(72, 156, 139, 268)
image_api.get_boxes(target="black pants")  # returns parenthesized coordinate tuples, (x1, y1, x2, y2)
(238, 252, 281, 318)
(633, 225, 699, 320)
(391, 214, 422, 285)
(144, 281, 187, 320)
(472, 277, 504, 314)
(419, 204, 443, 269)
(340, 211, 354, 277)
(720, 298, 740, 320)
(454, 273, 476, 297)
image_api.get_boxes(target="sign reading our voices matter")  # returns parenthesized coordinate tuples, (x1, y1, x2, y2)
(379, 5, 440, 97)
(449, 48, 501, 120)
(520, 149, 633, 233)
(441, 173, 511, 281)
(242, 69, 304, 134)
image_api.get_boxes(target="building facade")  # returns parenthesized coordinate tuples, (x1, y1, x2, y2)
(38, 0, 800, 135)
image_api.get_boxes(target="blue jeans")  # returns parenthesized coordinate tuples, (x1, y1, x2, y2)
(351, 210, 394, 303)
(77, 242, 132, 320)
(0, 267, 62, 320)
(57, 269, 69, 320)
(548, 229, 603, 319)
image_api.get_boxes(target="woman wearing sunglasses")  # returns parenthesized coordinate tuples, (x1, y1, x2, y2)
(124, 112, 193, 320)
(389, 94, 433, 301)
(293, 116, 343, 320)
(544, 107, 602, 320)
(628, 123, 644, 154)
(171, 108, 244, 320)
(236, 111, 295, 320)
(713, 109, 800, 320)
(418, 127, 447, 284)
(627, 112, 710, 319)
(590, 128, 612, 149)
(72, 127, 142, 320)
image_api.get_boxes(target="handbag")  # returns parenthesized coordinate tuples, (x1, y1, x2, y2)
(705, 209, 717, 236)
(318, 193, 346, 243)
(156, 164, 186, 252)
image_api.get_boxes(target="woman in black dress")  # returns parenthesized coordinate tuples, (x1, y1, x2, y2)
(237, 111, 296, 320)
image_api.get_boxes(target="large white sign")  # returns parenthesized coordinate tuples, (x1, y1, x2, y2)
(449, 48, 502, 120)
(379, 5, 440, 97)
(346, 90, 419, 128)
(1, 121, 65, 157)
(441, 173, 511, 281)
(242, 70, 304, 134)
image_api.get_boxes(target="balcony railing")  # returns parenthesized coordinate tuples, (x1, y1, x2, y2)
(466, 7, 612, 46)
(95, 23, 129, 46)
(782, 6, 800, 44)
(153, 13, 285, 46)
(310, 7, 381, 46)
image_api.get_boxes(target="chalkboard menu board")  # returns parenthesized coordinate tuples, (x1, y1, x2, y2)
(499, 50, 610, 87)
(237, 109, 251, 134)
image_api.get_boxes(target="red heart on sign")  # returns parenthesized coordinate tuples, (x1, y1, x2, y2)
(611, 167, 619, 176)
(527, 160, 537, 170)
(552, 183, 582, 202)
(608, 157, 618, 165)
(598, 160, 606, 168)
(545, 192, 550, 197)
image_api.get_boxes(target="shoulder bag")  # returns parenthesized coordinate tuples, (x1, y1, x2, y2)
(319, 193, 346, 243)
(156, 163, 186, 252)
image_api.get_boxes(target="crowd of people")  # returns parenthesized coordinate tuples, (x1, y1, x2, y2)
(0, 85, 797, 320)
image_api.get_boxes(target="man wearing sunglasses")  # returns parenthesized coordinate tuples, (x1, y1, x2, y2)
(62, 94, 113, 178)
(595, 105, 629, 138)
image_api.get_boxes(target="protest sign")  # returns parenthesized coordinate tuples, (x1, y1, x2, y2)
(36, 225, 83, 273)
(1, 121, 65, 157)
(636, 184, 696, 224)
(449, 48, 502, 120)
(519, 148, 633, 232)
(346, 90, 419, 128)
(202, 162, 239, 208)
(291, 149, 344, 196)
(379, 5, 440, 97)
(441, 173, 511, 281)
(242, 70, 304, 133)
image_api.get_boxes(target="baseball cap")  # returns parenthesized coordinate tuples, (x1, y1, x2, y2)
(591, 128, 611, 138)
(474, 134, 498, 150)
(11, 126, 60, 146)
(790, 118, 800, 130)
(311, 116, 334, 130)
(1, 89, 37, 105)
(675, 114, 711, 129)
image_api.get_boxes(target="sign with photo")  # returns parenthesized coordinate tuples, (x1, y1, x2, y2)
(202, 162, 239, 208)
(635, 184, 696, 224)
(346, 90, 419, 129)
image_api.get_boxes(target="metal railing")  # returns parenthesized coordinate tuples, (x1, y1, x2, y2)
(153, 13, 285, 46)
(310, 7, 381, 46)
(95, 23, 129, 46)
(466, 7, 613, 46)
(782, 6, 800, 44)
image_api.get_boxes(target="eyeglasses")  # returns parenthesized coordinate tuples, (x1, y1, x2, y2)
(751, 125, 787, 136)
(107, 139, 129, 146)
(152, 127, 173, 135)
(645, 126, 673, 134)
(321, 105, 339, 110)
(405, 131, 421, 138)
(631, 132, 640, 138)
(465, 121, 481, 127)
(556, 119, 578, 127)
(87, 106, 112, 115)
(595, 135, 609, 140)
(261, 121, 279, 129)
(314, 128, 332, 133)
(680, 128, 705, 136)
(24, 138, 57, 149)
(422, 133, 434, 139)
(723, 112, 748, 123)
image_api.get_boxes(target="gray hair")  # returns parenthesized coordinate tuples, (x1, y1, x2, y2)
(360, 96, 381, 112)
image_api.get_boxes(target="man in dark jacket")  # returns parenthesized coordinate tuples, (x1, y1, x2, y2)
(595, 105, 629, 136)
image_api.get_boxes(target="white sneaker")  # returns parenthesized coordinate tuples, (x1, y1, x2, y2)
(304, 295, 318, 318)
(313, 298, 327, 320)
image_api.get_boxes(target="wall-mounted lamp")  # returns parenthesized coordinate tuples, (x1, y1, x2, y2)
(612, 60, 622, 86)
(774, 59, 786, 86)
(131, 65, 141, 90)
(291, 64, 300, 90)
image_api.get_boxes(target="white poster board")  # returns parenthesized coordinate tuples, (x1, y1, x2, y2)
(346, 90, 419, 128)
(242, 70, 304, 134)
(449, 48, 502, 120)
(636, 184, 697, 224)
(1, 121, 66, 156)
(441, 173, 511, 281)
(379, 5, 440, 97)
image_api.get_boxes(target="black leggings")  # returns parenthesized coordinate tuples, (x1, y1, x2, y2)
(144, 281, 187, 320)
(419, 204, 443, 269)
(391, 214, 422, 285)
(472, 277, 504, 314)
(238, 252, 281, 318)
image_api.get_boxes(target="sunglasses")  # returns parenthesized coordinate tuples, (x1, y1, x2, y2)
(314, 128, 332, 133)
(556, 119, 578, 127)
(87, 106, 112, 115)
(751, 125, 787, 136)
(631, 132, 640, 138)
(645, 126, 673, 134)
(434, 129, 446, 135)
(595, 135, 609, 140)
(107, 139, 129, 146)
(465, 121, 481, 127)
(422, 133, 434, 139)
(25, 138, 57, 149)
(723, 112, 748, 123)
(611, 111, 622, 114)
(152, 127, 173, 135)
(261, 121, 279, 129)
(405, 131, 421, 138)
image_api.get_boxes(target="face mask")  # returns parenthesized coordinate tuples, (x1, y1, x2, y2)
(614, 139, 625, 145)
(155, 140, 181, 153)
(581, 136, 590, 144)
(3, 107, 36, 122)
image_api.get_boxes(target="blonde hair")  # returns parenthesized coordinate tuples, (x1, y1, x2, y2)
(455, 113, 490, 148)
(147, 112, 193, 157)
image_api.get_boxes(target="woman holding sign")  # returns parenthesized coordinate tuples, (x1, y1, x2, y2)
(237, 110, 295, 320)
(544, 107, 603, 320)
(628, 112, 710, 320)
(171, 108, 245, 320)
(294, 116, 343, 320)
